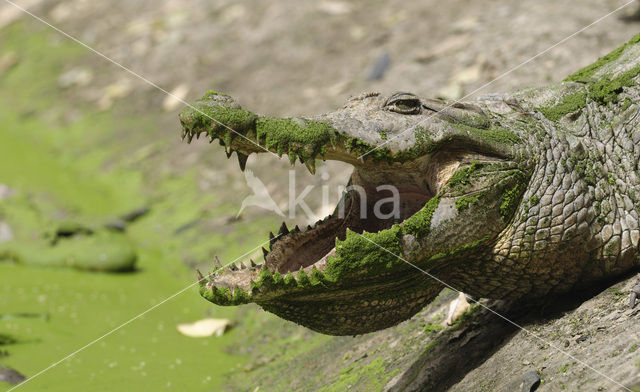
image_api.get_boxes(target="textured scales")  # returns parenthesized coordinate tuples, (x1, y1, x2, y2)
(179, 33, 640, 336)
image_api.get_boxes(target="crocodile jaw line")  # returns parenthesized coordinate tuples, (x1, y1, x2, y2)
(209, 158, 439, 295)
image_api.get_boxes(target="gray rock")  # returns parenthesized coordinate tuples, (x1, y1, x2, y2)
(0, 366, 25, 385)
(522, 371, 540, 392)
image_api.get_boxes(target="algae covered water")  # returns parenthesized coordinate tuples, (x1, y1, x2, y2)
(0, 21, 276, 391)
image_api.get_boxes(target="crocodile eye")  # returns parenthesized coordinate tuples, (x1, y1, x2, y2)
(384, 92, 422, 115)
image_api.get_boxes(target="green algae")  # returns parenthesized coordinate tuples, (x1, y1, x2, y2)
(455, 194, 482, 211)
(500, 181, 526, 221)
(256, 117, 335, 159)
(0, 21, 262, 392)
(328, 226, 405, 278)
(565, 32, 640, 83)
(0, 230, 137, 272)
(450, 123, 521, 147)
(319, 357, 398, 392)
(425, 236, 490, 264)
(180, 96, 258, 141)
(423, 323, 445, 333)
(538, 33, 640, 121)
(186, 90, 521, 165)
(446, 162, 485, 192)
(587, 64, 640, 105)
(538, 91, 587, 122)
(402, 197, 440, 239)
(0, 334, 17, 346)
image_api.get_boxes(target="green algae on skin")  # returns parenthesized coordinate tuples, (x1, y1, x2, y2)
(450, 123, 521, 146)
(500, 181, 526, 222)
(402, 197, 440, 239)
(565, 32, 640, 83)
(587, 64, 640, 105)
(537, 33, 640, 121)
(256, 117, 336, 159)
(455, 194, 482, 212)
(538, 91, 587, 122)
(328, 226, 405, 278)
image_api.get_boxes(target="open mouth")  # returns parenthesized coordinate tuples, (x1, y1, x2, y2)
(183, 120, 470, 295)
(179, 91, 524, 335)
(179, 91, 516, 298)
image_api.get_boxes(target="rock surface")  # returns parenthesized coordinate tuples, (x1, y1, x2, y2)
(223, 272, 640, 391)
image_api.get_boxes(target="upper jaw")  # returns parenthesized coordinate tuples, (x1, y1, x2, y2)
(178, 91, 453, 169)
(179, 91, 518, 175)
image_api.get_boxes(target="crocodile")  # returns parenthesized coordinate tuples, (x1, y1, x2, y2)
(179, 33, 640, 336)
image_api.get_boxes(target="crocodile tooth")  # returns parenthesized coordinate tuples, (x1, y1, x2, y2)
(262, 247, 269, 260)
(294, 225, 300, 233)
(239, 261, 247, 269)
(205, 272, 215, 289)
(296, 267, 307, 282)
(214, 256, 222, 269)
(237, 153, 248, 172)
(307, 225, 312, 231)
(250, 259, 257, 268)
(305, 159, 316, 175)
(229, 263, 238, 271)
(279, 222, 289, 235)
(196, 269, 205, 283)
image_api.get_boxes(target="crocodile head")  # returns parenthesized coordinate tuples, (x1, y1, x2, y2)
(179, 91, 529, 335)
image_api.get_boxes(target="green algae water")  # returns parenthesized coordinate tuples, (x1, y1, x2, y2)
(0, 21, 276, 391)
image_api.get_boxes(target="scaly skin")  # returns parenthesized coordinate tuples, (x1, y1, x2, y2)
(179, 33, 640, 335)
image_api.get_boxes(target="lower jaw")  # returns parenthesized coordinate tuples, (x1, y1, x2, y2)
(263, 171, 432, 276)
(207, 166, 433, 298)
(256, 268, 445, 335)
